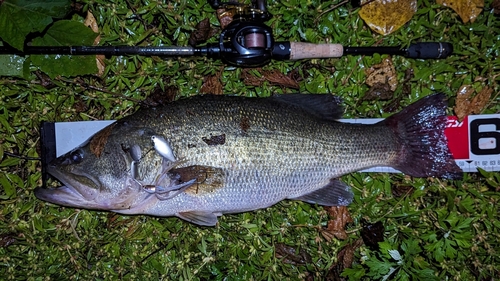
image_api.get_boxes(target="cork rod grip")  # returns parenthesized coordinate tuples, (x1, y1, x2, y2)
(289, 42, 344, 60)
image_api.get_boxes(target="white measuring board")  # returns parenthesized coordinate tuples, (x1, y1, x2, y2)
(52, 115, 500, 173)
(55, 120, 116, 157)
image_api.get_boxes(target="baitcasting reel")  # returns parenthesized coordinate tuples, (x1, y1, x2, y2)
(205, 0, 275, 66)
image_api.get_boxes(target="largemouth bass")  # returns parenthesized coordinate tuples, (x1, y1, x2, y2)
(35, 93, 462, 226)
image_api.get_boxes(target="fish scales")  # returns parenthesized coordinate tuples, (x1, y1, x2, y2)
(35, 93, 462, 226)
(124, 97, 395, 210)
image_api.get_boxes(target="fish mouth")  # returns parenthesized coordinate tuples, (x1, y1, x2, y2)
(34, 166, 104, 209)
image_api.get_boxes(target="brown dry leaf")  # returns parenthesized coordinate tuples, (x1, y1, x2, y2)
(0, 233, 17, 248)
(274, 243, 312, 265)
(200, 69, 224, 95)
(34, 70, 56, 89)
(90, 123, 115, 158)
(360, 221, 385, 250)
(73, 96, 89, 113)
(363, 82, 393, 101)
(391, 185, 414, 197)
(321, 206, 353, 241)
(383, 68, 414, 113)
(142, 84, 178, 107)
(325, 238, 364, 281)
(437, 0, 484, 23)
(241, 69, 299, 89)
(493, 0, 500, 14)
(454, 85, 492, 121)
(84, 11, 105, 76)
(359, 0, 417, 35)
(365, 57, 397, 91)
(189, 18, 218, 47)
(217, 8, 235, 30)
(265, 70, 300, 89)
(241, 69, 264, 87)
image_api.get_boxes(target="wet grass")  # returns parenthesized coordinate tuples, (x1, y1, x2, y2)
(1, 0, 499, 280)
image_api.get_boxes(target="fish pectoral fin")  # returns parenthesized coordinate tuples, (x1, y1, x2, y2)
(177, 211, 219, 226)
(291, 179, 353, 206)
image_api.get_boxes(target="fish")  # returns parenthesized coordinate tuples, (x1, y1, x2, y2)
(35, 93, 462, 226)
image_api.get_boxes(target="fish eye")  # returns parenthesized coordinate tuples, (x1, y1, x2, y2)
(70, 150, 84, 164)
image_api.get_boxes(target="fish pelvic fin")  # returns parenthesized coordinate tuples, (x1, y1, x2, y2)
(177, 211, 219, 226)
(291, 179, 353, 206)
(383, 93, 462, 179)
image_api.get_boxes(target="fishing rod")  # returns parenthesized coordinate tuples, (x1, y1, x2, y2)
(0, 0, 453, 67)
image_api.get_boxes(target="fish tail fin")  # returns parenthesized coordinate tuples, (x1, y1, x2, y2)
(383, 93, 462, 179)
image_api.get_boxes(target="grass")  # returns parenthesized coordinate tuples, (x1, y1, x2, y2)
(1, 0, 499, 280)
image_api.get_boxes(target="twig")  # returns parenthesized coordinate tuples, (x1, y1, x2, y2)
(3, 152, 41, 161)
(56, 77, 142, 103)
(122, 242, 168, 278)
(314, 0, 349, 25)
(125, 0, 149, 30)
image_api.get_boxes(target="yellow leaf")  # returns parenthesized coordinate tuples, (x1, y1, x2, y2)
(365, 57, 398, 91)
(84, 11, 105, 76)
(359, 0, 417, 35)
(437, 0, 484, 23)
(453, 85, 492, 121)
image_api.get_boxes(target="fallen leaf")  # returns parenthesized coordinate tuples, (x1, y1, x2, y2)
(84, 10, 99, 35)
(217, 8, 235, 30)
(321, 206, 353, 241)
(391, 185, 414, 197)
(360, 220, 384, 250)
(189, 18, 218, 47)
(241, 69, 299, 89)
(401, 68, 414, 96)
(359, 0, 417, 35)
(437, 0, 484, 23)
(365, 57, 397, 92)
(275, 243, 312, 265)
(265, 70, 300, 89)
(493, 0, 500, 14)
(142, 84, 178, 107)
(454, 85, 492, 121)
(200, 69, 224, 95)
(34, 70, 56, 89)
(73, 96, 89, 113)
(363, 82, 393, 101)
(325, 238, 364, 281)
(90, 123, 115, 158)
(0, 233, 16, 248)
(84, 11, 105, 76)
(383, 68, 414, 113)
(241, 69, 264, 87)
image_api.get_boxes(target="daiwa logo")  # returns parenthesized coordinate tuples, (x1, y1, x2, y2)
(446, 119, 464, 128)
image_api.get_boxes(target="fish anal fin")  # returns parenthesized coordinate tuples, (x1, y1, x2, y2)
(292, 179, 353, 206)
(177, 211, 219, 226)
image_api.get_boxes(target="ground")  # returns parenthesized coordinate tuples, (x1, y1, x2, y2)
(0, 0, 499, 280)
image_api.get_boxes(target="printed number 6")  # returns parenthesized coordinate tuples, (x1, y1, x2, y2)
(470, 118, 500, 155)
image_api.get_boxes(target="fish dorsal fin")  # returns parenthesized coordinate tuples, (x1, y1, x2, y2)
(271, 94, 343, 121)
(177, 211, 219, 226)
(291, 179, 353, 206)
